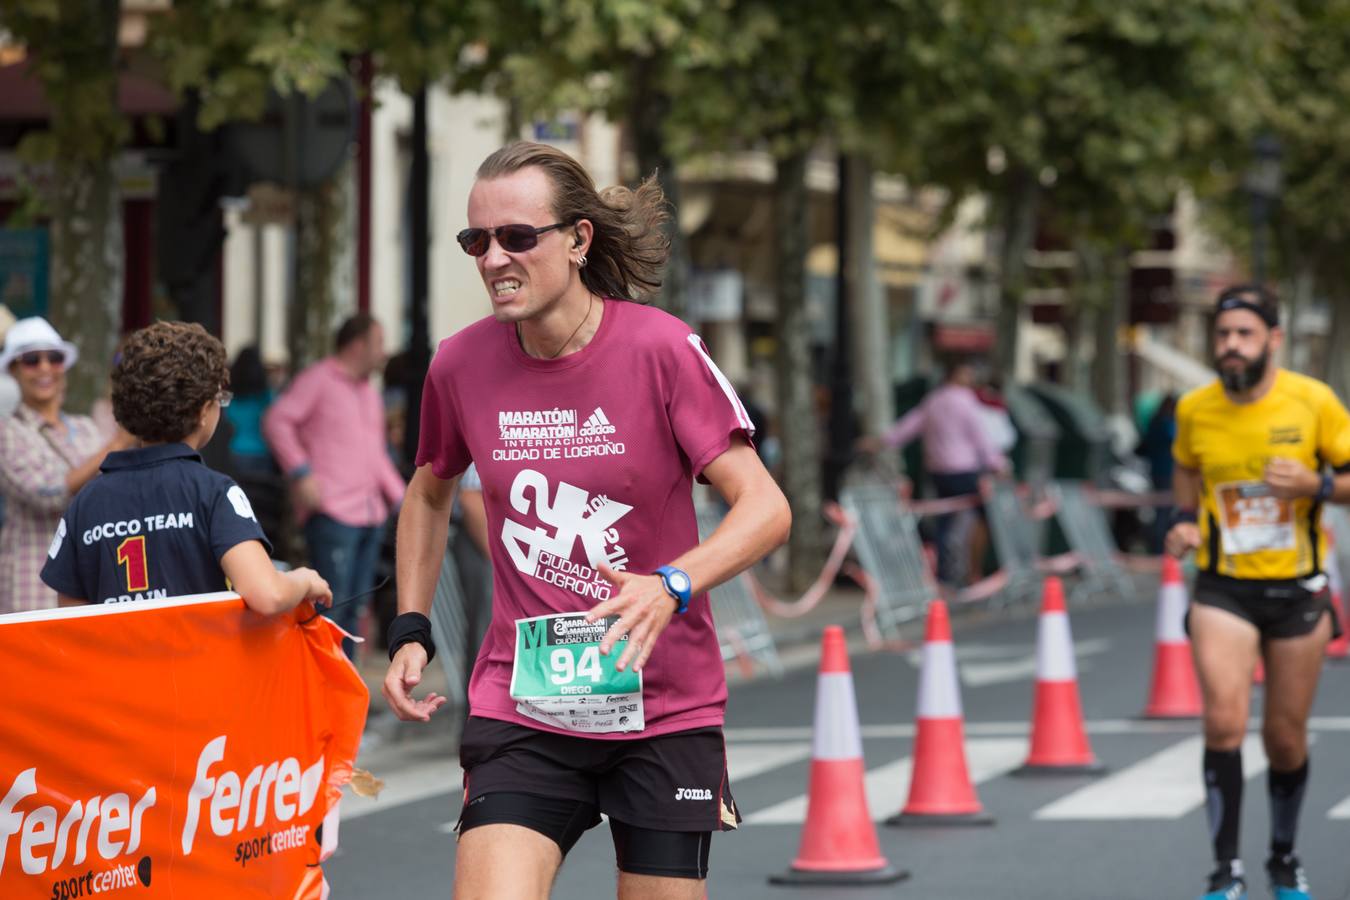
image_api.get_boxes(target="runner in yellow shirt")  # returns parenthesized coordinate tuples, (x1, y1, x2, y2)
(1166, 285, 1350, 900)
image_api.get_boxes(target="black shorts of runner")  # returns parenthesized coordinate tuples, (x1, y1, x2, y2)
(1189, 571, 1344, 640)
(456, 716, 739, 878)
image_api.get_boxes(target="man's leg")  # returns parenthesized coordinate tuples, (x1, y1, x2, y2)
(1190, 602, 1260, 883)
(304, 515, 361, 656)
(455, 823, 561, 900)
(1261, 610, 1331, 881)
(617, 873, 705, 900)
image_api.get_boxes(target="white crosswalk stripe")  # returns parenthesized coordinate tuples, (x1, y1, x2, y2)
(727, 742, 813, 782)
(344, 758, 463, 822)
(744, 738, 1025, 825)
(1034, 735, 1269, 820)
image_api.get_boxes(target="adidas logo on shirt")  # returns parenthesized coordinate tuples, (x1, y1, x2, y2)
(579, 407, 617, 437)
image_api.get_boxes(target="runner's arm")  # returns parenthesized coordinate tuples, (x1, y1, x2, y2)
(1165, 464, 1203, 558)
(383, 464, 458, 722)
(589, 435, 790, 672)
(674, 435, 791, 595)
(394, 464, 460, 617)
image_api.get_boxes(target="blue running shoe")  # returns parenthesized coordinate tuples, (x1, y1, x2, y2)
(1200, 861, 1247, 900)
(1266, 853, 1311, 900)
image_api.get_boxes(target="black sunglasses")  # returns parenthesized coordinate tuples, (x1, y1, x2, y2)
(457, 222, 570, 257)
(17, 350, 66, 368)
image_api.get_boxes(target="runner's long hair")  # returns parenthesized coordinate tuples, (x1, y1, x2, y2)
(477, 142, 670, 302)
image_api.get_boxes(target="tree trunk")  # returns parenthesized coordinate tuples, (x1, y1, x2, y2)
(48, 162, 122, 414)
(774, 149, 825, 590)
(993, 167, 1040, 382)
(44, 0, 123, 414)
(847, 154, 893, 437)
(287, 158, 355, 371)
(629, 55, 686, 321)
(1088, 249, 1128, 417)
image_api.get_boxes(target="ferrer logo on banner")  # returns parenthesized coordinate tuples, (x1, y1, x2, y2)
(0, 592, 367, 899)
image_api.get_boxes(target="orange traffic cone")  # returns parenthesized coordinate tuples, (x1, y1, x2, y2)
(1324, 528, 1349, 660)
(1014, 577, 1105, 776)
(1142, 557, 1202, 718)
(886, 599, 994, 827)
(769, 627, 908, 887)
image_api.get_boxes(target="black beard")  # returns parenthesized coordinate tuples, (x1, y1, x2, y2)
(1218, 350, 1269, 393)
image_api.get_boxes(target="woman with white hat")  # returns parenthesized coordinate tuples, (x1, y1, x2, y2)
(0, 317, 132, 614)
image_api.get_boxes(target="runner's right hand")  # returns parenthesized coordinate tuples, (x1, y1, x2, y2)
(1164, 522, 1201, 559)
(382, 643, 448, 722)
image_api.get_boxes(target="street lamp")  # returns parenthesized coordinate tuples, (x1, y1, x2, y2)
(1245, 133, 1283, 286)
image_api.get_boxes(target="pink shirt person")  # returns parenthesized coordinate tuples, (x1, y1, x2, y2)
(263, 356, 405, 526)
(416, 299, 755, 739)
(881, 382, 1007, 475)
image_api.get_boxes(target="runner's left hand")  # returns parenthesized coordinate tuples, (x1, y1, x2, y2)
(586, 565, 678, 674)
(1264, 457, 1320, 500)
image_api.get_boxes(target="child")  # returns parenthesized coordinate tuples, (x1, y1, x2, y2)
(42, 321, 330, 613)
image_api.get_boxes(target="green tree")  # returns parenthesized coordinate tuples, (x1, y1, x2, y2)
(1, 0, 125, 411)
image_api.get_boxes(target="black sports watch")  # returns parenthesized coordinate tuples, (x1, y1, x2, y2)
(654, 565, 692, 614)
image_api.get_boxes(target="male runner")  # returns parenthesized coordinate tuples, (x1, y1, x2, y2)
(1166, 285, 1349, 900)
(42, 321, 330, 614)
(382, 142, 790, 899)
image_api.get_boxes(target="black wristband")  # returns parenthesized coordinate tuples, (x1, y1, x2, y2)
(1317, 472, 1334, 502)
(1170, 508, 1198, 528)
(387, 612, 436, 663)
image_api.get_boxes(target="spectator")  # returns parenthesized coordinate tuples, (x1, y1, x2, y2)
(1137, 391, 1179, 554)
(40, 321, 331, 615)
(225, 345, 277, 477)
(0, 318, 132, 613)
(449, 462, 492, 714)
(263, 313, 406, 656)
(861, 356, 1008, 586)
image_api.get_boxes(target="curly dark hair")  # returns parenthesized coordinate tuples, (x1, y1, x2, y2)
(113, 321, 229, 443)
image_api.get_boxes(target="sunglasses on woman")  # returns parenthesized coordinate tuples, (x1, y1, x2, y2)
(17, 350, 66, 368)
(457, 222, 570, 257)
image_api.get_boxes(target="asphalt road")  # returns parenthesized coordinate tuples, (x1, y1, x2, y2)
(326, 592, 1350, 899)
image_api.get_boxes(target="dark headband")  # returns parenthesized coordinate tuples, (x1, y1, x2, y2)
(1215, 296, 1278, 328)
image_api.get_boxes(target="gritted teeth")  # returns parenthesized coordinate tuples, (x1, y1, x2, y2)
(493, 278, 522, 296)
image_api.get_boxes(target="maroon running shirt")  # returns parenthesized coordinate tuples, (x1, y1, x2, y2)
(416, 299, 755, 739)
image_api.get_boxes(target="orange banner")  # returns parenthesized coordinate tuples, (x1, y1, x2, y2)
(0, 592, 367, 899)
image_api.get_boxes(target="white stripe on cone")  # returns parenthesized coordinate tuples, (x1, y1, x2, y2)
(812, 673, 865, 760)
(1154, 582, 1189, 644)
(1035, 612, 1077, 681)
(916, 641, 962, 719)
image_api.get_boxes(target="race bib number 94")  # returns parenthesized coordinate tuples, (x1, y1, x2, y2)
(509, 613, 644, 734)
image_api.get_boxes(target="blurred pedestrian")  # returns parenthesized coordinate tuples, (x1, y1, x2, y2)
(0, 318, 132, 613)
(449, 462, 492, 711)
(263, 313, 406, 656)
(41, 321, 330, 614)
(225, 345, 277, 477)
(861, 356, 1008, 586)
(1137, 391, 1178, 554)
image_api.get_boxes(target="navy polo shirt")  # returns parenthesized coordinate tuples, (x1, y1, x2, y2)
(41, 443, 271, 604)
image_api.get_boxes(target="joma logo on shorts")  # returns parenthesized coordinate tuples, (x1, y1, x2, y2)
(674, 788, 712, 801)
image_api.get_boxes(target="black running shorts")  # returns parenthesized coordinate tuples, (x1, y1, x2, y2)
(1189, 571, 1343, 640)
(456, 716, 739, 861)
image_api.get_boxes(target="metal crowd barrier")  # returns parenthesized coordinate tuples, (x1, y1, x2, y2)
(840, 483, 933, 640)
(982, 479, 1051, 608)
(1047, 480, 1136, 603)
(696, 507, 784, 678)
(428, 533, 472, 709)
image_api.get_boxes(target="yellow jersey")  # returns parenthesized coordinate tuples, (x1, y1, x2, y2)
(1173, 369, 1350, 580)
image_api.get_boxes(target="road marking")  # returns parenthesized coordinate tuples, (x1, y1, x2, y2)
(959, 639, 1112, 687)
(343, 758, 463, 821)
(744, 738, 1024, 825)
(1034, 735, 1269, 820)
(724, 717, 1350, 743)
(1328, 794, 1350, 819)
(727, 742, 812, 782)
